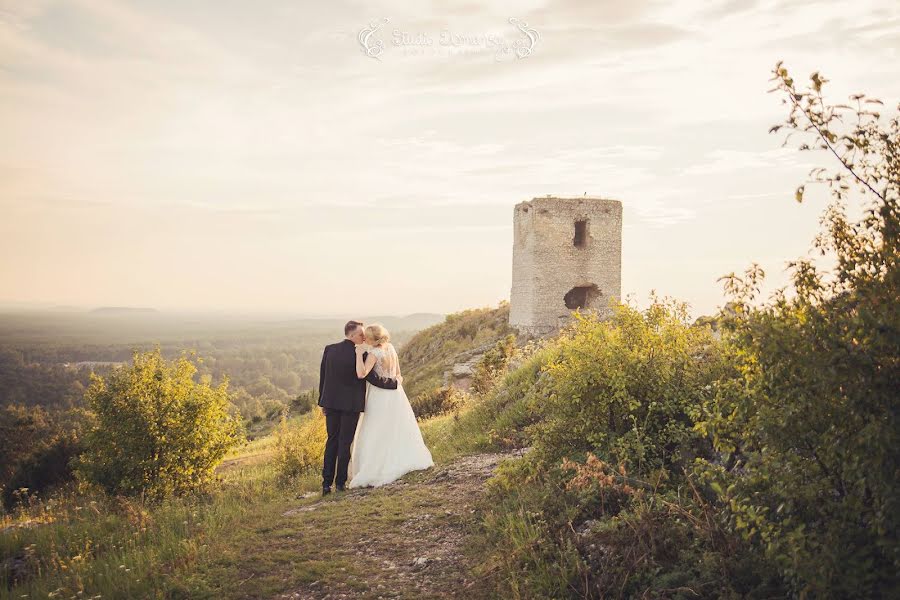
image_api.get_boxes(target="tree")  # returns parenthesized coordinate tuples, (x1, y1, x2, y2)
(77, 348, 243, 500)
(703, 64, 899, 596)
(0, 404, 52, 487)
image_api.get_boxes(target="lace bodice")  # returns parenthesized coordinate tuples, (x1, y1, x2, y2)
(369, 343, 400, 379)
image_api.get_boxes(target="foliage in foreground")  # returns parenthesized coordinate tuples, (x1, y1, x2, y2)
(0, 436, 301, 599)
(469, 301, 775, 598)
(76, 349, 243, 501)
(0, 404, 84, 510)
(460, 65, 899, 598)
(272, 410, 328, 482)
(698, 62, 899, 596)
(0, 401, 467, 599)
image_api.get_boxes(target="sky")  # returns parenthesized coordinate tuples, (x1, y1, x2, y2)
(1, 0, 898, 318)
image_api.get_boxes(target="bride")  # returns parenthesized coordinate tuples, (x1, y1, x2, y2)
(348, 323, 434, 488)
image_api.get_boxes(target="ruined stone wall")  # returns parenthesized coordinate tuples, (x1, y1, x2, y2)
(509, 196, 622, 336)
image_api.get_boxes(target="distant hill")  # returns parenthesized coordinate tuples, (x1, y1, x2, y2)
(90, 307, 159, 315)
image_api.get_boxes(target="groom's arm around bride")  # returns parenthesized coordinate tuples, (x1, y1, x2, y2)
(317, 342, 398, 413)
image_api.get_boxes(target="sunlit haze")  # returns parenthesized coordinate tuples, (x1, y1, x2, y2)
(2, 0, 897, 317)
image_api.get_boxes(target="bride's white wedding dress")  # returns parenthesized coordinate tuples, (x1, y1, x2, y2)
(349, 343, 434, 488)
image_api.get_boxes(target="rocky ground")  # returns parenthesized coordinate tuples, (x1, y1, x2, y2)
(266, 451, 524, 600)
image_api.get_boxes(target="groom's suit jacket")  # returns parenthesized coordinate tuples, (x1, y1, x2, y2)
(318, 339, 398, 413)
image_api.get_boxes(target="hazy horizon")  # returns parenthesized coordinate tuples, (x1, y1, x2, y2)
(0, 299, 448, 320)
(2, 1, 898, 319)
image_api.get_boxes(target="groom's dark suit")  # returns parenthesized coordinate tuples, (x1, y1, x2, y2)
(318, 339, 397, 489)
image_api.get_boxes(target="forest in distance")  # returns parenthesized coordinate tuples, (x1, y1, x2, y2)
(0, 309, 444, 425)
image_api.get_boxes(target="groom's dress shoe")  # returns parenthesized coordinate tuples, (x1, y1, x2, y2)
(322, 486, 332, 496)
(336, 484, 346, 492)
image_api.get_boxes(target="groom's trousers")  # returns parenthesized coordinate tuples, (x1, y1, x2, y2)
(322, 408, 361, 488)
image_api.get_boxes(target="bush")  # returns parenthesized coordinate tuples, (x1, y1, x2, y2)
(2, 432, 81, 509)
(530, 299, 723, 472)
(1, 405, 87, 509)
(410, 386, 468, 420)
(695, 66, 900, 597)
(478, 344, 556, 450)
(291, 389, 318, 415)
(76, 348, 243, 500)
(477, 446, 785, 599)
(470, 334, 518, 396)
(466, 299, 744, 597)
(273, 411, 327, 482)
(410, 334, 523, 429)
(1, 404, 53, 487)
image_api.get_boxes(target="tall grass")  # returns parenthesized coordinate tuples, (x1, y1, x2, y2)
(0, 434, 318, 600)
(271, 411, 327, 482)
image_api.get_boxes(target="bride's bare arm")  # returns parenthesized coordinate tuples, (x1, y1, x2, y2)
(355, 348, 377, 378)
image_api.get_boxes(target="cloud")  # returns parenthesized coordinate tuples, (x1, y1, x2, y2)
(630, 201, 696, 228)
(699, 0, 763, 20)
(1, 0, 898, 314)
(681, 148, 803, 176)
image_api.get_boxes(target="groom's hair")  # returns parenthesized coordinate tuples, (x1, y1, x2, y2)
(344, 320, 364, 336)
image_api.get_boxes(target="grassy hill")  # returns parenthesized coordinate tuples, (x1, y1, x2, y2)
(0, 402, 502, 598)
(0, 305, 515, 597)
(3, 294, 895, 598)
(397, 302, 514, 401)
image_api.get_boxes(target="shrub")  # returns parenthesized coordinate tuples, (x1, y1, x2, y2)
(476, 458, 585, 599)
(531, 299, 723, 473)
(466, 63, 899, 600)
(0, 404, 53, 488)
(479, 344, 557, 450)
(291, 389, 318, 415)
(468, 299, 743, 597)
(470, 334, 518, 396)
(696, 65, 900, 597)
(410, 386, 468, 420)
(2, 432, 81, 509)
(1, 405, 87, 509)
(76, 348, 243, 500)
(272, 411, 327, 482)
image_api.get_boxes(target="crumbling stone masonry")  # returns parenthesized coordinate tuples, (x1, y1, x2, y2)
(509, 196, 622, 336)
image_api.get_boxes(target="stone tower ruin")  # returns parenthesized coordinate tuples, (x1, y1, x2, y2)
(509, 196, 622, 336)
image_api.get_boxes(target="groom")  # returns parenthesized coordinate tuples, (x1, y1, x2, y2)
(318, 320, 400, 495)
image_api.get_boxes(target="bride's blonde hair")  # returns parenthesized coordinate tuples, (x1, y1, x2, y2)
(364, 323, 390, 346)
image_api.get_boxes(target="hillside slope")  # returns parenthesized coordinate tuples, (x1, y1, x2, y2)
(197, 451, 521, 599)
(397, 303, 513, 401)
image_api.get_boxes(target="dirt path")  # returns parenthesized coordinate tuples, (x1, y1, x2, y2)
(267, 451, 523, 600)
